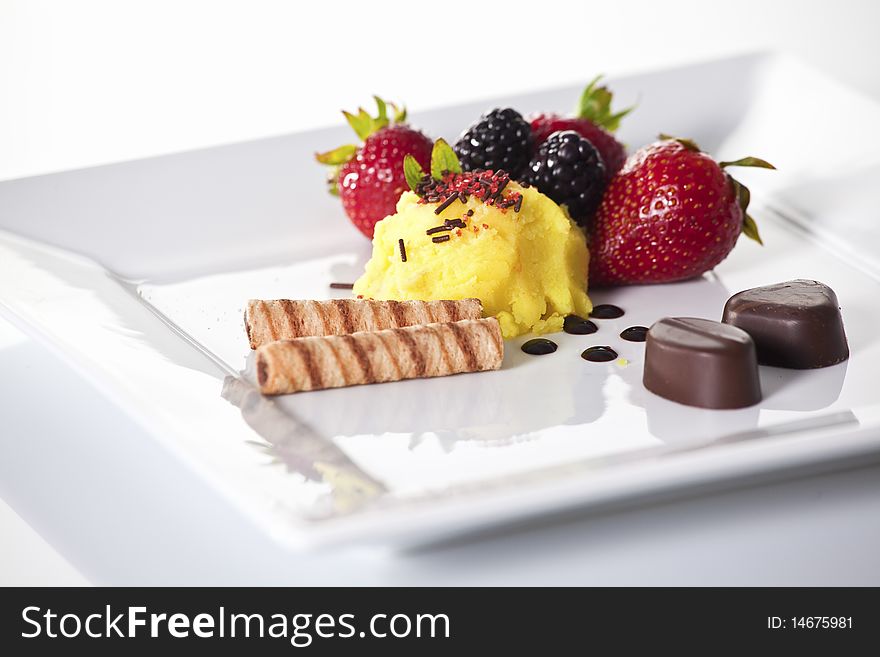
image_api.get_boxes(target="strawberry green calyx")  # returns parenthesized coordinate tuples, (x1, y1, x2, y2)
(719, 156, 775, 170)
(405, 139, 462, 192)
(723, 157, 776, 246)
(315, 95, 408, 182)
(325, 166, 341, 196)
(339, 95, 406, 141)
(657, 134, 701, 153)
(315, 144, 358, 165)
(659, 134, 775, 246)
(576, 75, 634, 133)
(321, 103, 433, 237)
(729, 178, 758, 242)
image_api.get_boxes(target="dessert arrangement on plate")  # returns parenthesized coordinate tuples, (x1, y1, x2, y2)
(243, 78, 849, 410)
(2, 54, 874, 546)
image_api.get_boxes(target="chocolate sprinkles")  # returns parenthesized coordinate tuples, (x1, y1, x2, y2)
(434, 194, 460, 215)
(417, 169, 523, 212)
(432, 235, 451, 243)
(329, 282, 354, 290)
(426, 217, 467, 238)
(398, 238, 407, 262)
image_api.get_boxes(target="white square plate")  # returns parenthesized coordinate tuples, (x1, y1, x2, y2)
(2, 52, 880, 549)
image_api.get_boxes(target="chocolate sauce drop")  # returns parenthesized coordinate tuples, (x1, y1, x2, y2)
(581, 346, 618, 362)
(563, 315, 598, 335)
(620, 326, 649, 342)
(521, 338, 558, 355)
(591, 304, 625, 319)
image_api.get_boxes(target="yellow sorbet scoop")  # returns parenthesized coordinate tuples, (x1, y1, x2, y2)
(353, 179, 592, 338)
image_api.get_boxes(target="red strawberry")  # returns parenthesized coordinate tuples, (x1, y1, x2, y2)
(589, 137, 774, 286)
(529, 76, 632, 179)
(316, 97, 433, 238)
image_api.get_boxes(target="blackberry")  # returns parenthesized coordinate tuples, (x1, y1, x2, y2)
(453, 108, 533, 178)
(524, 130, 606, 224)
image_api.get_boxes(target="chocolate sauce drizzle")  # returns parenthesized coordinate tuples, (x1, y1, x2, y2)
(521, 338, 558, 355)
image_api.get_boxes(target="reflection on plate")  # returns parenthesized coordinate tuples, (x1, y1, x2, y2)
(221, 376, 384, 517)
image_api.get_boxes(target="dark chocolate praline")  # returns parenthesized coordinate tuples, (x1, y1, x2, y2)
(643, 317, 761, 409)
(722, 279, 849, 369)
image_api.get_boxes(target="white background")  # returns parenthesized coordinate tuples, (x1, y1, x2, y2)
(3, 0, 880, 181)
(1, 0, 879, 585)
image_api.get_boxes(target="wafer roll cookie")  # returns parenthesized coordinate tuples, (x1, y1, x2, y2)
(245, 298, 483, 348)
(256, 318, 503, 395)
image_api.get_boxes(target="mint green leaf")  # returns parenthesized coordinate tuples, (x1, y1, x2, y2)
(430, 138, 462, 180)
(315, 144, 358, 165)
(403, 155, 426, 192)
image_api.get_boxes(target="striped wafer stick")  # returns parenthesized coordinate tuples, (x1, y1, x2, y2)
(245, 298, 483, 348)
(255, 318, 503, 395)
